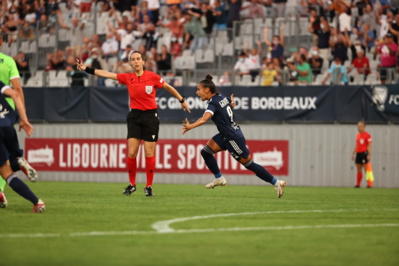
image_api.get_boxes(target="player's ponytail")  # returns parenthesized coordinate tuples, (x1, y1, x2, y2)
(200, 74, 216, 93)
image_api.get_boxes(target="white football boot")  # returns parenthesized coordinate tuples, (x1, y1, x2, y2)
(275, 180, 286, 198)
(18, 157, 38, 182)
(205, 176, 227, 189)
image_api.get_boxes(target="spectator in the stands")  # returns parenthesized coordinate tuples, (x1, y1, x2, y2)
(212, 0, 228, 32)
(24, 3, 37, 27)
(101, 32, 119, 61)
(330, 31, 349, 64)
(108, 21, 140, 59)
(261, 62, 279, 86)
(68, 17, 86, 58)
(66, 64, 87, 87)
(147, 0, 161, 25)
(299, 47, 309, 62)
(295, 54, 312, 84)
(309, 14, 330, 64)
(156, 44, 172, 75)
(227, 0, 242, 28)
(322, 57, 348, 85)
(285, 57, 299, 83)
(165, 71, 181, 87)
(46, 49, 66, 71)
(328, 0, 352, 34)
(18, 20, 35, 40)
(170, 37, 183, 58)
(244, 40, 262, 81)
(80, 0, 93, 13)
(37, 14, 55, 34)
(158, 16, 184, 40)
(263, 25, 285, 61)
(348, 48, 370, 79)
(308, 46, 324, 78)
(138, 14, 157, 51)
(120, 44, 134, 61)
(359, 23, 375, 52)
(14, 51, 31, 85)
(196, 1, 216, 35)
(243, 0, 265, 19)
(272, 0, 287, 18)
(375, 32, 398, 84)
(113, 0, 137, 13)
(388, 10, 399, 43)
(233, 51, 251, 77)
(138, 0, 154, 24)
(84, 48, 106, 86)
(2, 13, 19, 44)
(183, 10, 207, 55)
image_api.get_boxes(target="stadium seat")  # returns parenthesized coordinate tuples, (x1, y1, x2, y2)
(203, 49, 215, 63)
(349, 74, 365, 85)
(104, 78, 118, 87)
(222, 42, 234, 56)
(365, 73, 379, 85)
(195, 49, 204, 63)
(19, 41, 30, 53)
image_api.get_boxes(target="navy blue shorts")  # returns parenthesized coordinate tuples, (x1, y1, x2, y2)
(0, 126, 23, 167)
(212, 133, 250, 160)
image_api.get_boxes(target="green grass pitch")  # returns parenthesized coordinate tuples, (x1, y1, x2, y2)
(1, 181, 398, 266)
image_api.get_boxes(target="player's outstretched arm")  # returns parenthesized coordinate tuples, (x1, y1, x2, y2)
(181, 112, 212, 135)
(76, 59, 118, 80)
(3, 86, 33, 136)
(163, 82, 191, 113)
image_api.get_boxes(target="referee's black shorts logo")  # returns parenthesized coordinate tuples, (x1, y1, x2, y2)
(355, 151, 369, 164)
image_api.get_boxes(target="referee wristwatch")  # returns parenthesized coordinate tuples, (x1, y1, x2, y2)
(179, 96, 186, 103)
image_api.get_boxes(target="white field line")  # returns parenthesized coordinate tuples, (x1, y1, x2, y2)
(152, 209, 370, 233)
(1, 209, 398, 239)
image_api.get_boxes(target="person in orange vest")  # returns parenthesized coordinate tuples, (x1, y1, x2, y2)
(351, 121, 373, 188)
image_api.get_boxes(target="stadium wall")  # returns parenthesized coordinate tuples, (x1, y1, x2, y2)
(17, 123, 399, 188)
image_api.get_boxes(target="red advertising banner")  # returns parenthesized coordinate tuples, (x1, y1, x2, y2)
(25, 139, 289, 175)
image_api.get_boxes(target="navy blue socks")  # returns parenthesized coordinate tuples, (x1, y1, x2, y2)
(7, 174, 39, 204)
(201, 146, 222, 178)
(244, 160, 277, 185)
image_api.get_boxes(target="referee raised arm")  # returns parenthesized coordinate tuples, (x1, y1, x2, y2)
(76, 51, 190, 197)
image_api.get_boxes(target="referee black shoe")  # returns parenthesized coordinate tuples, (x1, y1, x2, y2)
(123, 184, 136, 195)
(144, 186, 153, 197)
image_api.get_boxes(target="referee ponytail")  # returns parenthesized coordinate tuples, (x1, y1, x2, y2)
(199, 74, 217, 94)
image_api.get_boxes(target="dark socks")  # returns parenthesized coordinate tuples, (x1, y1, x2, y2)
(245, 160, 276, 184)
(7, 174, 39, 205)
(201, 146, 222, 177)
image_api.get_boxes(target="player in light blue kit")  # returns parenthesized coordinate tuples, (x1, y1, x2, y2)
(181, 75, 286, 197)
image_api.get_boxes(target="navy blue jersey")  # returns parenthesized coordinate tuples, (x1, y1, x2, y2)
(206, 93, 243, 139)
(0, 82, 18, 127)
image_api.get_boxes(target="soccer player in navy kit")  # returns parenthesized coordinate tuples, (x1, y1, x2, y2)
(76, 51, 190, 196)
(181, 75, 286, 197)
(0, 81, 45, 212)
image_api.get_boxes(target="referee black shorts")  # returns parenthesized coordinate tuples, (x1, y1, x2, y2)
(126, 109, 160, 142)
(355, 151, 369, 164)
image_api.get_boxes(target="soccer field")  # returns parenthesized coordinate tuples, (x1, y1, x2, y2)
(1, 182, 398, 266)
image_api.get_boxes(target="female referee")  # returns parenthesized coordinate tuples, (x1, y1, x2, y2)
(181, 75, 286, 198)
(351, 121, 373, 188)
(76, 51, 190, 197)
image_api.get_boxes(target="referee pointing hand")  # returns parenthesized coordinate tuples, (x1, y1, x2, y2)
(76, 51, 190, 197)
